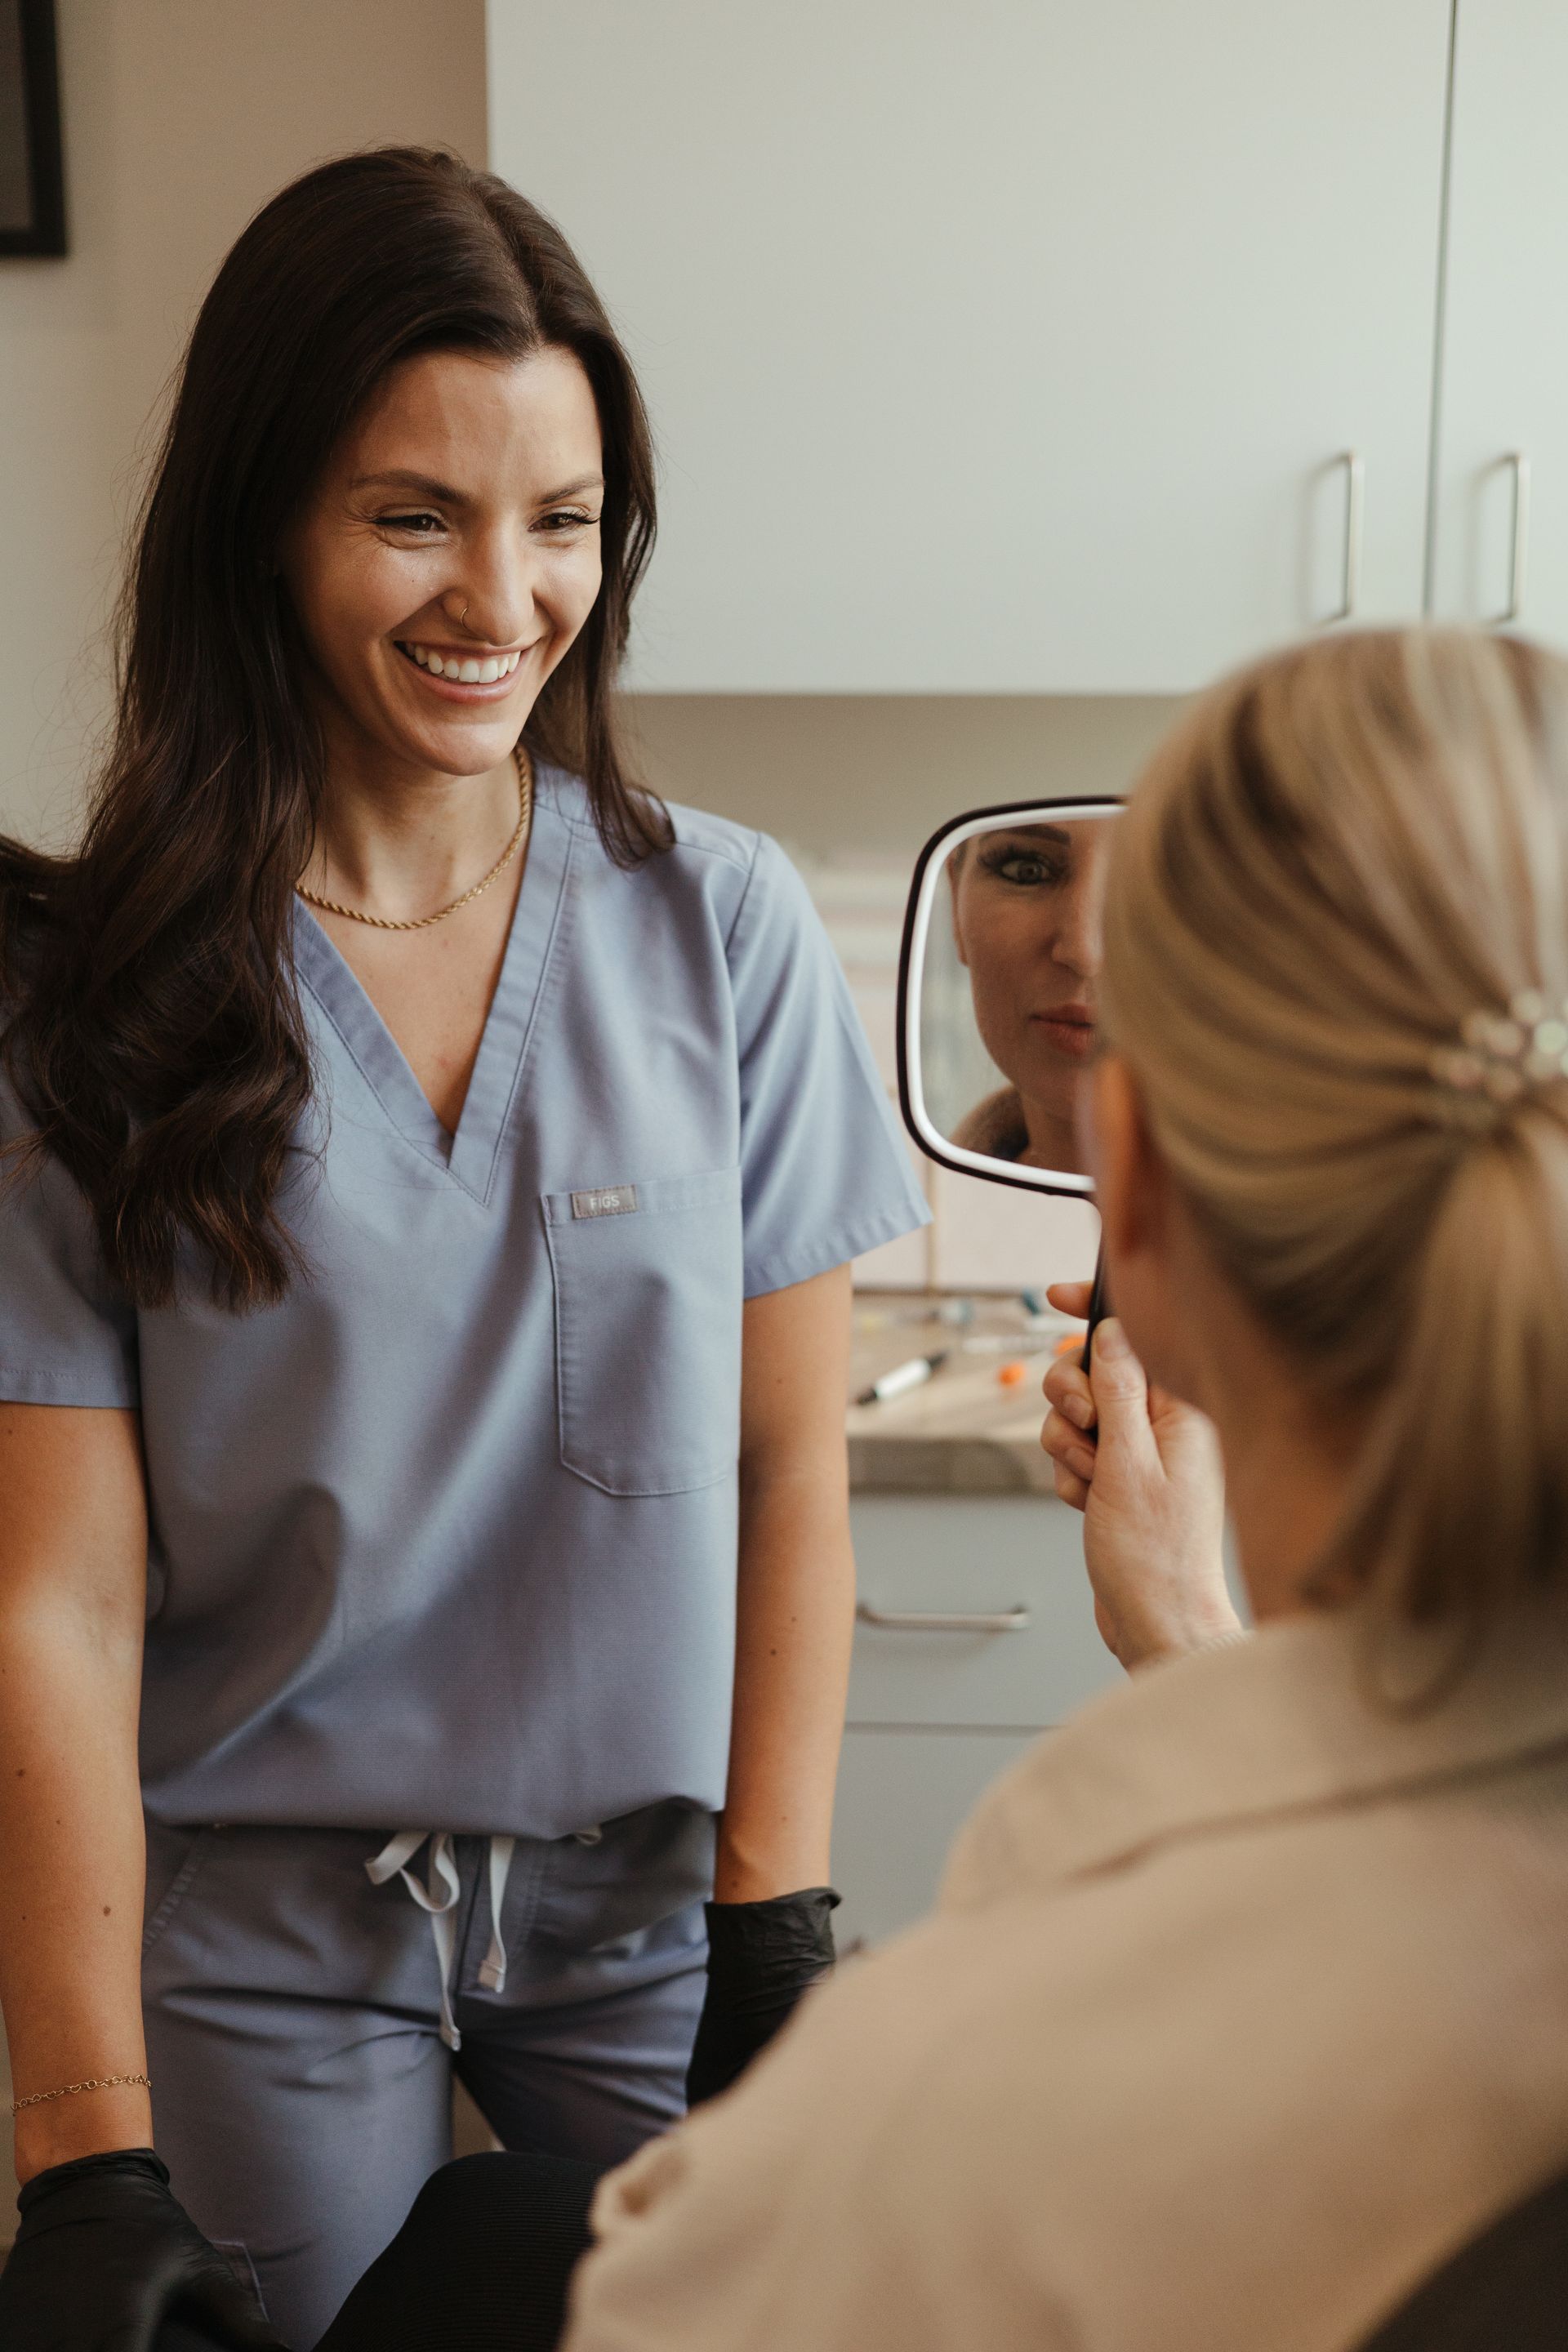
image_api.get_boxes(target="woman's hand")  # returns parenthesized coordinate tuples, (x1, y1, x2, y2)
(0, 2149, 284, 2351)
(685, 1887, 840, 2109)
(1041, 1282, 1239, 1672)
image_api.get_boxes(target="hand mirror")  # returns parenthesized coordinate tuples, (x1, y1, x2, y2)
(897, 798, 1121, 1344)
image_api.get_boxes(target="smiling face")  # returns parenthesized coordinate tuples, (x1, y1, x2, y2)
(280, 345, 605, 783)
(951, 817, 1111, 1171)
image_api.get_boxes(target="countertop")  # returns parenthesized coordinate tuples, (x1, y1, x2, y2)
(847, 1291, 1080, 1495)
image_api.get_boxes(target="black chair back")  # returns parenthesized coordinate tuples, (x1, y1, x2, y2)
(1356, 2166, 1568, 2350)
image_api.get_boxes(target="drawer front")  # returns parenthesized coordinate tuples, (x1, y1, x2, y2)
(848, 1493, 1122, 1729)
(832, 1724, 1038, 1949)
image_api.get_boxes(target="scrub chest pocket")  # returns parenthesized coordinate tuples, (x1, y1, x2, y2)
(543, 1168, 744, 1495)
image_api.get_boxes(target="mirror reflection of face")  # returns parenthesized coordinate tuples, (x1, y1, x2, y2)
(948, 819, 1110, 1174)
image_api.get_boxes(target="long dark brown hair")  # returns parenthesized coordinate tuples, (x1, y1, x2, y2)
(0, 147, 666, 1312)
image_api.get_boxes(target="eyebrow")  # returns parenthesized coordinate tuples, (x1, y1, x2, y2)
(350, 469, 606, 505)
(987, 823, 1072, 846)
(351, 469, 465, 501)
(539, 474, 605, 501)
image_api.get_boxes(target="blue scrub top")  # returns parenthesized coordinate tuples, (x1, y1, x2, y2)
(0, 768, 929, 1835)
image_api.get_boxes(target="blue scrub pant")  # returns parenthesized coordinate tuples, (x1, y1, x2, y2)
(140, 1807, 712, 2349)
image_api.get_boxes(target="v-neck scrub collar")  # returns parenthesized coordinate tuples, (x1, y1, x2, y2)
(291, 778, 577, 1197)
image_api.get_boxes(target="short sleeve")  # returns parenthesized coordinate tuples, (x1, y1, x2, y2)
(726, 834, 929, 1298)
(0, 1081, 140, 1406)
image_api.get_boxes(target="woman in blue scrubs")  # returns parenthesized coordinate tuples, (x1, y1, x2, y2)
(0, 149, 926, 2351)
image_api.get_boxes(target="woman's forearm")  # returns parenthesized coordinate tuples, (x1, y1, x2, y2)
(716, 1457, 855, 1901)
(719, 1267, 858, 1903)
(0, 1403, 151, 2180)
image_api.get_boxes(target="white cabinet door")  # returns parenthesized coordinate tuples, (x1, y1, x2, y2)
(488, 1, 1449, 690)
(1430, 2, 1568, 643)
(837, 1494, 1120, 1947)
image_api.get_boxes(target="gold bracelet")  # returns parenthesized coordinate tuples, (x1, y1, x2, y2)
(11, 2070, 151, 2114)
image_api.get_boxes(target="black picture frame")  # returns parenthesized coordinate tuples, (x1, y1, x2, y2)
(0, 0, 66, 257)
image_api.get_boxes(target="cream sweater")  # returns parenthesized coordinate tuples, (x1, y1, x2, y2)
(565, 1603, 1568, 2351)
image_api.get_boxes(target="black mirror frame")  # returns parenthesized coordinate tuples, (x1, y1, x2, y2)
(894, 794, 1124, 1200)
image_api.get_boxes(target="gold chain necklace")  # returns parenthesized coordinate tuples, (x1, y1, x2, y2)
(296, 746, 533, 933)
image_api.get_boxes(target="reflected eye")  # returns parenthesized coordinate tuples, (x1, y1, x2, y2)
(976, 845, 1070, 889)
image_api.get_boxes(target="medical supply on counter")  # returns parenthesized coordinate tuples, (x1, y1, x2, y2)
(856, 1351, 948, 1406)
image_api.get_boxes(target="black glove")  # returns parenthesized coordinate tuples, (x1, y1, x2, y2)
(0, 2148, 286, 2352)
(684, 1886, 840, 2109)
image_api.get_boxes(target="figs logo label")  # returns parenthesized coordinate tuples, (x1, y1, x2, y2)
(570, 1186, 639, 1220)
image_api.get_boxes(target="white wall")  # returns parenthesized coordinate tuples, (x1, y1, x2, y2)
(622, 693, 1180, 860)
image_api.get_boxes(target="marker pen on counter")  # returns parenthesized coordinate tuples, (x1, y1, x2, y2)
(856, 1350, 948, 1406)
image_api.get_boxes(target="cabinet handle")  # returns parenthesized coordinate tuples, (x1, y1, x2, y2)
(1494, 451, 1531, 626)
(856, 1600, 1031, 1634)
(1325, 450, 1364, 626)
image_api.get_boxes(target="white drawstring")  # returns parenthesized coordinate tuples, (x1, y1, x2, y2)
(479, 1835, 515, 1995)
(366, 1826, 601, 2045)
(367, 1829, 519, 2051)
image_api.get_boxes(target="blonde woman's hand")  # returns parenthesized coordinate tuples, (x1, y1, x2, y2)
(1042, 1282, 1239, 1672)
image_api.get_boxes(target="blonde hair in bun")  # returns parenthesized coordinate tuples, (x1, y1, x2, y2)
(1101, 628, 1568, 1628)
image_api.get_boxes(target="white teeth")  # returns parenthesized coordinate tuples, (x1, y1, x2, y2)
(403, 643, 521, 680)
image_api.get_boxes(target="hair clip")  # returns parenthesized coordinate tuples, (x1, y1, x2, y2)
(1430, 991, 1568, 1111)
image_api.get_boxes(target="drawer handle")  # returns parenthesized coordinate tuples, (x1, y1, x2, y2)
(856, 1601, 1031, 1634)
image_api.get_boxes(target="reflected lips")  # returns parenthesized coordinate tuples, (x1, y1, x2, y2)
(1032, 1004, 1096, 1060)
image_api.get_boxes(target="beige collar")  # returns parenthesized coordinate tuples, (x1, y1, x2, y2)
(942, 1597, 1568, 1913)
